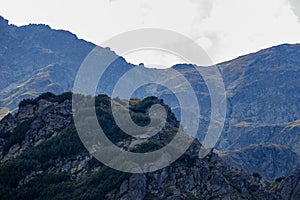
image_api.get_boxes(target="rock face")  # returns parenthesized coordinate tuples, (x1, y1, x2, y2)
(220, 143, 300, 181)
(1, 15, 300, 182)
(277, 170, 300, 200)
(111, 154, 278, 200)
(0, 93, 73, 162)
(0, 93, 284, 200)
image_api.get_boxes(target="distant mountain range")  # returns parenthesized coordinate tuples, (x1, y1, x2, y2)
(1, 16, 300, 181)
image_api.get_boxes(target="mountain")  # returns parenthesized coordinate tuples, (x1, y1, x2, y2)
(1, 15, 300, 181)
(0, 16, 134, 115)
(217, 44, 300, 150)
(0, 93, 283, 199)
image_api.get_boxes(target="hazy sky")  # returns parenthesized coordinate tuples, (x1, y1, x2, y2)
(1, 0, 300, 68)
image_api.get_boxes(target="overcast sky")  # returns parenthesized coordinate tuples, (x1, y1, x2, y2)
(1, 0, 300, 68)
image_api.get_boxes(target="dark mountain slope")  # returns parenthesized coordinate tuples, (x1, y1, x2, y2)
(0, 93, 279, 200)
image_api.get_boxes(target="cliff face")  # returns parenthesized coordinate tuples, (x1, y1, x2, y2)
(277, 169, 300, 200)
(0, 93, 282, 200)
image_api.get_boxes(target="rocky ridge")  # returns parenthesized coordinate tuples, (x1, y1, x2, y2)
(0, 93, 288, 200)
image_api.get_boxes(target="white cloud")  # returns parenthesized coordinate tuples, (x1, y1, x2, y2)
(0, 0, 300, 67)
(195, 0, 300, 63)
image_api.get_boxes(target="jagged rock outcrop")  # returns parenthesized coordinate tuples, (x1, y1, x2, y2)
(0, 93, 283, 199)
(110, 152, 278, 200)
(0, 93, 73, 162)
